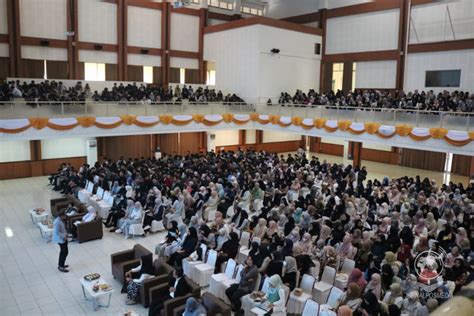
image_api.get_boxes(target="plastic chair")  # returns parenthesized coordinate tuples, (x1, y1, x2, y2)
(237, 231, 251, 264)
(183, 243, 207, 278)
(191, 249, 218, 287)
(287, 274, 316, 315)
(334, 258, 355, 289)
(325, 286, 344, 308)
(209, 259, 237, 299)
(219, 264, 245, 303)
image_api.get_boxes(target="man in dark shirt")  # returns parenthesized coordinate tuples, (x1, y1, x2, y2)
(148, 267, 190, 316)
(226, 256, 259, 313)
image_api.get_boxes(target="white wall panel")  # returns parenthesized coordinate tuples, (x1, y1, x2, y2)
(41, 137, 87, 159)
(405, 49, 474, 93)
(79, 0, 117, 44)
(79, 51, 117, 64)
(326, 9, 399, 54)
(204, 26, 259, 99)
(263, 131, 301, 143)
(170, 13, 199, 52)
(0, 0, 8, 34)
(170, 57, 198, 69)
(258, 25, 321, 97)
(355, 60, 397, 89)
(22, 46, 67, 61)
(128, 54, 161, 67)
(214, 130, 239, 147)
(265, 0, 319, 19)
(410, 0, 474, 43)
(20, 0, 67, 40)
(0, 140, 31, 163)
(325, 0, 372, 9)
(128, 6, 161, 48)
(0, 43, 8, 57)
(246, 129, 256, 144)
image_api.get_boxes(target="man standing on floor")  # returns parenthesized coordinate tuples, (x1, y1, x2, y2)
(53, 210, 69, 273)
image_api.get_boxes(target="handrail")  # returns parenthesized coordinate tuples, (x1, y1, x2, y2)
(0, 100, 472, 116)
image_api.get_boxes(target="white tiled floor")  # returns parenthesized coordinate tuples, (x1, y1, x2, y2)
(0, 176, 167, 316)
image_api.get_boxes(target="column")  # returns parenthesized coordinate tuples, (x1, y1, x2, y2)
(342, 61, 353, 93)
(239, 130, 246, 146)
(233, 0, 241, 15)
(470, 157, 474, 177)
(348, 141, 362, 169)
(86, 138, 98, 166)
(207, 132, 216, 152)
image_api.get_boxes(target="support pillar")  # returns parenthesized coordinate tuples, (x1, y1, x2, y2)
(348, 141, 362, 169)
(470, 157, 474, 177)
(239, 130, 246, 146)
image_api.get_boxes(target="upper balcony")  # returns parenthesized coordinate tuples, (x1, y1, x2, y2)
(0, 100, 472, 131)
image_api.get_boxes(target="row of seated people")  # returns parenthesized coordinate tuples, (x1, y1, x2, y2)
(56, 149, 473, 315)
(275, 89, 473, 112)
(0, 80, 245, 104)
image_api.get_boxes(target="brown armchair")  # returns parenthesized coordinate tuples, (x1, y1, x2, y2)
(111, 244, 152, 284)
(69, 215, 103, 243)
(172, 293, 231, 316)
(139, 259, 175, 307)
(50, 194, 87, 218)
(148, 277, 200, 316)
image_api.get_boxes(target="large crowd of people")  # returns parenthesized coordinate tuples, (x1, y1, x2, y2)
(277, 89, 473, 112)
(50, 149, 473, 315)
(0, 80, 245, 104)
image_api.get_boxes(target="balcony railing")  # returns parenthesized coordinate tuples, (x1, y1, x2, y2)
(0, 100, 471, 131)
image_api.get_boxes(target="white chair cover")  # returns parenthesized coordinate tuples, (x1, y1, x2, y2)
(209, 259, 237, 299)
(191, 249, 218, 287)
(313, 266, 336, 304)
(150, 220, 165, 233)
(238, 231, 251, 264)
(324, 286, 344, 309)
(302, 300, 319, 316)
(128, 212, 145, 238)
(334, 258, 355, 289)
(287, 274, 316, 314)
(219, 264, 244, 303)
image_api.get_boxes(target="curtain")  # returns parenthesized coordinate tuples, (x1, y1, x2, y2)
(127, 65, 143, 82)
(46, 60, 68, 79)
(21, 59, 44, 78)
(400, 148, 446, 172)
(105, 64, 118, 81)
(185, 69, 200, 84)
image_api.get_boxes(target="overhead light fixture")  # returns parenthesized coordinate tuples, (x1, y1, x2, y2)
(5, 227, 13, 238)
(270, 48, 280, 54)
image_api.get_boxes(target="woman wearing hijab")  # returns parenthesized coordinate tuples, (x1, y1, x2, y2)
(168, 227, 198, 266)
(266, 220, 279, 239)
(386, 226, 401, 253)
(293, 233, 313, 256)
(336, 282, 362, 311)
(282, 256, 298, 291)
(381, 264, 395, 291)
(413, 218, 427, 237)
(364, 273, 382, 300)
(401, 291, 422, 316)
(215, 232, 239, 273)
(123, 254, 155, 305)
(143, 197, 164, 231)
(347, 268, 368, 292)
(155, 220, 179, 257)
(356, 291, 383, 316)
(284, 217, 296, 237)
(164, 224, 188, 260)
(287, 226, 300, 244)
(254, 244, 271, 269)
(198, 223, 216, 249)
(323, 245, 340, 270)
(265, 251, 285, 277)
(253, 218, 268, 240)
(236, 210, 250, 231)
(264, 275, 287, 316)
(383, 283, 403, 309)
(338, 234, 354, 259)
(183, 297, 207, 316)
(318, 224, 332, 244)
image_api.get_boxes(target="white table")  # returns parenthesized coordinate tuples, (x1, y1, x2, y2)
(37, 222, 53, 243)
(80, 277, 114, 311)
(29, 209, 49, 224)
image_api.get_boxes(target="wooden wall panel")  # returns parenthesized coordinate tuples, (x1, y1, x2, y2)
(127, 65, 143, 82)
(170, 67, 180, 83)
(106, 64, 119, 81)
(400, 148, 446, 172)
(319, 143, 344, 156)
(46, 60, 68, 79)
(0, 57, 11, 80)
(218, 140, 303, 154)
(0, 156, 86, 180)
(156, 133, 179, 155)
(99, 135, 153, 161)
(179, 132, 201, 155)
(452, 154, 472, 177)
(361, 148, 398, 165)
(185, 69, 200, 84)
(21, 59, 44, 78)
(153, 66, 162, 84)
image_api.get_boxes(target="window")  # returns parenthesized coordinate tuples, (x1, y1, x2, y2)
(191, 0, 200, 4)
(180, 68, 185, 84)
(332, 63, 344, 91)
(84, 63, 106, 81)
(352, 62, 357, 92)
(143, 66, 153, 84)
(241, 5, 263, 16)
(206, 70, 216, 85)
(208, 0, 233, 10)
(425, 70, 461, 87)
(43, 60, 47, 80)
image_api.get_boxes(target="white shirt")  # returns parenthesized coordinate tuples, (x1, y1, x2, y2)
(170, 277, 182, 298)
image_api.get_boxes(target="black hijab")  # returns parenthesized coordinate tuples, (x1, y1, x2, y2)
(139, 254, 154, 276)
